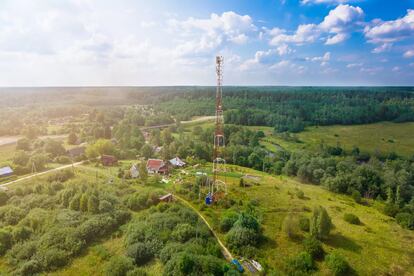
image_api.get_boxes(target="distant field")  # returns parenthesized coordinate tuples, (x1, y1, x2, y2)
(249, 122, 414, 157)
(0, 144, 15, 166)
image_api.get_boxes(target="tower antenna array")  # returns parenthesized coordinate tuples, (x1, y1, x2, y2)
(206, 56, 227, 204)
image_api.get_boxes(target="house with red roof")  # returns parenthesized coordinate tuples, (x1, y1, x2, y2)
(146, 159, 169, 174)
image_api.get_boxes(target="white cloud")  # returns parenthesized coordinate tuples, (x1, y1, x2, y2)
(371, 43, 392, 54)
(268, 5, 363, 46)
(319, 4, 364, 45)
(269, 24, 320, 45)
(306, 52, 331, 66)
(404, 50, 414, 58)
(301, 0, 356, 5)
(276, 44, 293, 55)
(346, 62, 363, 68)
(392, 66, 400, 72)
(169, 11, 256, 56)
(365, 10, 414, 44)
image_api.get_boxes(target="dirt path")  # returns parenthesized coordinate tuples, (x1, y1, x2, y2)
(0, 161, 85, 188)
(173, 194, 234, 261)
(0, 134, 68, 147)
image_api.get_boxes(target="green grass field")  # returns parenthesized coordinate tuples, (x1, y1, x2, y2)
(2, 159, 414, 275)
(246, 122, 414, 157)
(173, 164, 414, 275)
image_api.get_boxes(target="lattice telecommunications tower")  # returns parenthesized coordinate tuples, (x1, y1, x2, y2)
(206, 56, 227, 205)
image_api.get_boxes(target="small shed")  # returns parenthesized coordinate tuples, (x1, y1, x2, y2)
(169, 157, 186, 167)
(146, 159, 168, 174)
(101, 155, 118, 166)
(0, 166, 13, 178)
(159, 193, 173, 203)
(130, 164, 139, 178)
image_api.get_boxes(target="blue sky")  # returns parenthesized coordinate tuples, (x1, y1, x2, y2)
(0, 0, 413, 86)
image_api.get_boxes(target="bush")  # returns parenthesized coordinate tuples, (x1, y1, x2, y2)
(0, 191, 8, 206)
(343, 213, 361, 225)
(226, 226, 259, 250)
(286, 252, 314, 274)
(325, 251, 349, 275)
(351, 190, 362, 204)
(383, 203, 399, 217)
(296, 190, 305, 199)
(126, 268, 148, 276)
(219, 212, 239, 233)
(395, 212, 414, 230)
(126, 242, 153, 265)
(56, 155, 72, 164)
(310, 206, 332, 240)
(171, 223, 196, 243)
(0, 229, 12, 255)
(299, 217, 310, 232)
(104, 256, 134, 276)
(282, 214, 299, 240)
(303, 236, 324, 259)
(47, 169, 74, 183)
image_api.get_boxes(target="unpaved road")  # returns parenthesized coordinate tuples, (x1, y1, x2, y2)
(0, 134, 67, 147)
(173, 194, 234, 261)
(0, 161, 85, 188)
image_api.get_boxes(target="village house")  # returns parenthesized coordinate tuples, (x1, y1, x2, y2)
(146, 159, 169, 174)
(101, 155, 118, 166)
(169, 157, 186, 167)
(0, 166, 13, 178)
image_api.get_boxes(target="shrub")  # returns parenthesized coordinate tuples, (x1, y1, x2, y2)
(126, 242, 153, 265)
(104, 256, 134, 276)
(159, 242, 185, 264)
(296, 190, 305, 199)
(325, 251, 349, 275)
(343, 213, 361, 225)
(171, 223, 196, 243)
(303, 236, 324, 259)
(226, 226, 259, 250)
(299, 217, 310, 232)
(34, 248, 69, 271)
(47, 169, 74, 183)
(56, 155, 72, 164)
(219, 212, 239, 232)
(126, 268, 148, 276)
(383, 203, 399, 217)
(233, 212, 260, 232)
(310, 206, 332, 240)
(395, 212, 414, 230)
(286, 252, 314, 274)
(351, 190, 362, 204)
(0, 191, 8, 206)
(282, 214, 299, 240)
(0, 229, 12, 255)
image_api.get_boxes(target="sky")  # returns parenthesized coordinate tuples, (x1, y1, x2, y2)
(0, 0, 414, 86)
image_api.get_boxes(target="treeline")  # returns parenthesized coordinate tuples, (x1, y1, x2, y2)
(155, 87, 414, 132)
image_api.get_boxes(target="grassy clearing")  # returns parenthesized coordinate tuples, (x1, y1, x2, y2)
(245, 122, 414, 157)
(0, 144, 15, 167)
(173, 164, 414, 275)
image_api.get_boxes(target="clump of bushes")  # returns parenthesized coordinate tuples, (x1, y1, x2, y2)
(395, 212, 414, 230)
(351, 190, 362, 204)
(325, 251, 350, 275)
(343, 213, 361, 225)
(303, 236, 324, 259)
(296, 190, 305, 199)
(286, 252, 314, 275)
(299, 216, 310, 232)
(282, 214, 300, 240)
(310, 206, 332, 240)
(47, 169, 74, 183)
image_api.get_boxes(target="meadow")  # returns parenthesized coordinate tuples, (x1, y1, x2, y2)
(253, 122, 414, 157)
(172, 164, 414, 275)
